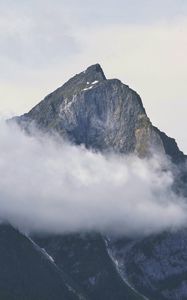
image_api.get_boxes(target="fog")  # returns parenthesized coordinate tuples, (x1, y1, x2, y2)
(0, 121, 186, 236)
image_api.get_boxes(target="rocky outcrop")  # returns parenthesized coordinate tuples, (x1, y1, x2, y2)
(0, 224, 87, 300)
(13, 64, 187, 300)
(35, 233, 144, 300)
(15, 64, 184, 162)
(107, 230, 187, 300)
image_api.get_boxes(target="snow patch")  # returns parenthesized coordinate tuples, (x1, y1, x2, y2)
(27, 237, 55, 264)
(91, 80, 99, 85)
(41, 248, 55, 263)
(83, 86, 93, 91)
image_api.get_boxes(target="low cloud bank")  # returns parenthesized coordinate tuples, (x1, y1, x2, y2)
(0, 121, 186, 236)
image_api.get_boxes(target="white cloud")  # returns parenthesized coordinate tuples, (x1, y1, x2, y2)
(0, 121, 186, 236)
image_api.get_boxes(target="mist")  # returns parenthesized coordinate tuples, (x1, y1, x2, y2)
(0, 121, 186, 236)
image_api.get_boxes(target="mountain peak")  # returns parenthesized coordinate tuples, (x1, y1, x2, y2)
(84, 64, 106, 81)
(15, 65, 185, 162)
(47, 63, 106, 99)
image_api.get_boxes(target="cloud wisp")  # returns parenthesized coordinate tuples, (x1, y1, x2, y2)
(0, 121, 186, 236)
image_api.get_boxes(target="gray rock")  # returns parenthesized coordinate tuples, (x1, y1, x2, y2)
(107, 230, 187, 300)
(14, 64, 187, 300)
(15, 64, 184, 161)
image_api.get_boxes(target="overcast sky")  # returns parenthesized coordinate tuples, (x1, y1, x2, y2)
(1, 0, 187, 152)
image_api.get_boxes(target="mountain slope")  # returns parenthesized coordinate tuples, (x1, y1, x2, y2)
(0, 224, 88, 300)
(34, 233, 145, 300)
(13, 64, 187, 300)
(15, 64, 184, 161)
(107, 230, 187, 300)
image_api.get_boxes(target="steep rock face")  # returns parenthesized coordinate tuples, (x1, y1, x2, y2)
(13, 64, 187, 300)
(107, 230, 187, 300)
(0, 224, 87, 300)
(15, 64, 184, 161)
(35, 233, 144, 300)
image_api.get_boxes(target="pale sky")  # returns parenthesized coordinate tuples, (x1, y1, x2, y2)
(1, 0, 187, 152)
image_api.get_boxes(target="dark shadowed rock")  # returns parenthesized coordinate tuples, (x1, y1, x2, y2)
(35, 233, 144, 300)
(0, 224, 88, 300)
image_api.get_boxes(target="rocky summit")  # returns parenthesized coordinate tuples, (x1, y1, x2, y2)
(6, 64, 187, 300)
(16, 64, 183, 161)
